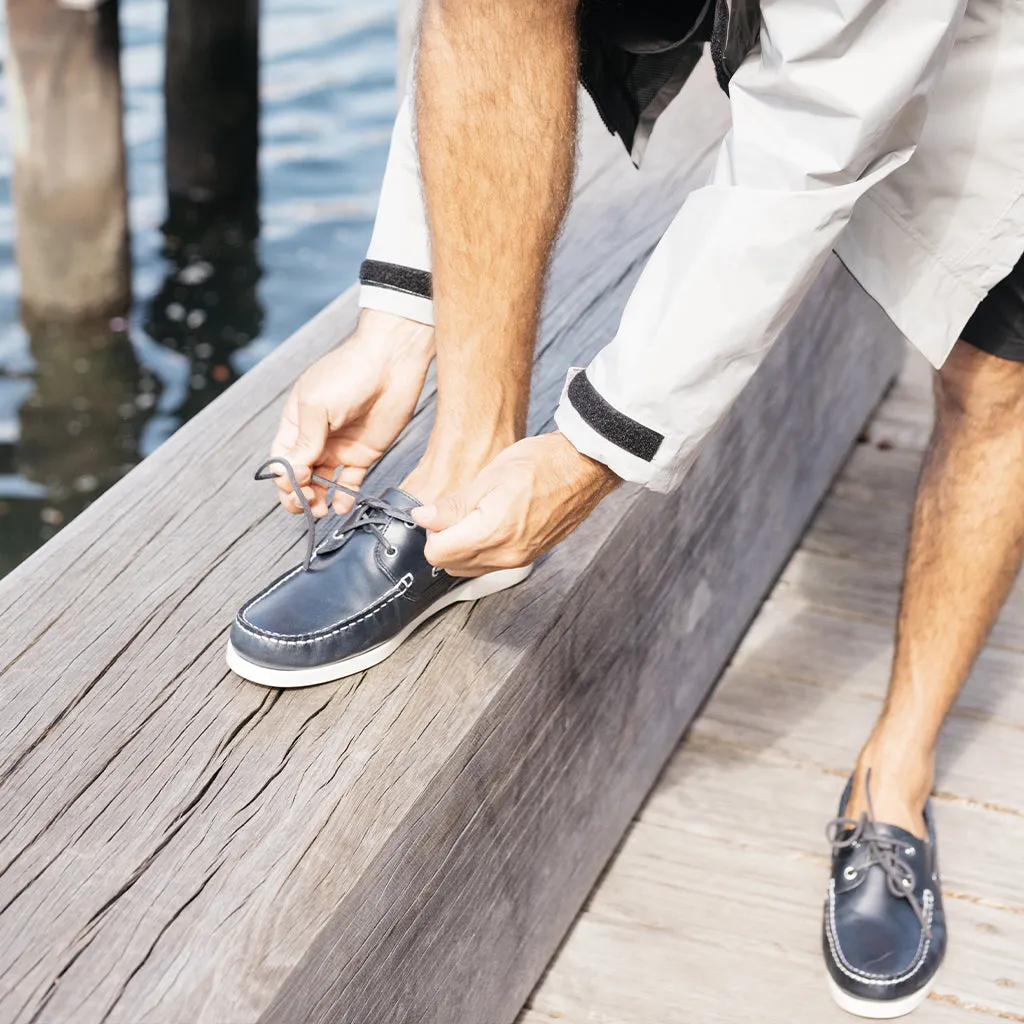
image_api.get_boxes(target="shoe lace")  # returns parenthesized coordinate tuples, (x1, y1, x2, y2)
(256, 456, 418, 572)
(825, 769, 930, 938)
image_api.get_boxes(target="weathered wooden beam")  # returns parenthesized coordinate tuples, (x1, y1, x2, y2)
(5, 0, 130, 322)
(0, 65, 902, 1024)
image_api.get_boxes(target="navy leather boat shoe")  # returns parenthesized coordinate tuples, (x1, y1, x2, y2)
(227, 458, 531, 688)
(823, 773, 945, 1019)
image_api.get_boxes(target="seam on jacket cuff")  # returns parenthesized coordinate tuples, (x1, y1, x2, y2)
(556, 369, 680, 492)
(565, 369, 664, 462)
(358, 284, 435, 327)
(359, 259, 433, 300)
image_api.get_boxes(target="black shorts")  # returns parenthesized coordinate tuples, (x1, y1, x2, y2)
(577, 0, 728, 160)
(578, 2, 1024, 363)
(962, 249, 1024, 362)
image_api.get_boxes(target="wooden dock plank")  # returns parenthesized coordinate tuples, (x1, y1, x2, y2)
(528, 821, 1021, 1024)
(776, 551, 1024, 653)
(0, 61, 905, 1023)
(643, 740, 1024, 926)
(524, 352, 1024, 1023)
(729, 599, 1024, 729)
(693, 663, 1024, 820)
(835, 443, 931, 506)
(526, 715, 1024, 1022)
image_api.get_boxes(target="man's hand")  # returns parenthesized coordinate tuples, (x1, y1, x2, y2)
(410, 432, 621, 576)
(271, 309, 434, 516)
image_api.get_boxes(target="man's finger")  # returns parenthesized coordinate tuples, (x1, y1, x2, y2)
(282, 485, 320, 516)
(335, 464, 367, 514)
(412, 490, 475, 532)
(284, 402, 329, 475)
(268, 396, 331, 510)
(270, 404, 298, 459)
(422, 507, 495, 568)
(270, 399, 304, 502)
(314, 461, 366, 515)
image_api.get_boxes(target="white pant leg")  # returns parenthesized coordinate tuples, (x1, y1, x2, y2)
(359, 82, 435, 326)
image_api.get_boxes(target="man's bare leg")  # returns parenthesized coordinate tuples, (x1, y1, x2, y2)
(400, 0, 579, 502)
(845, 341, 1024, 836)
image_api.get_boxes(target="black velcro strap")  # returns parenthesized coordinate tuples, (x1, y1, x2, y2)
(567, 370, 664, 463)
(359, 259, 433, 300)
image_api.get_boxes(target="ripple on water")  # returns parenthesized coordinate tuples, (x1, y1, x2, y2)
(0, 0, 398, 577)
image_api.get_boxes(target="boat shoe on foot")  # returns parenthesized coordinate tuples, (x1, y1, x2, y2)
(822, 772, 945, 1020)
(227, 458, 531, 688)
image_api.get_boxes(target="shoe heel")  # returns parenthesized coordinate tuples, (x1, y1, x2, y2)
(454, 564, 533, 602)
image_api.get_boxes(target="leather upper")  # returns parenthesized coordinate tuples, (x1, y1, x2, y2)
(230, 489, 459, 670)
(823, 784, 946, 1005)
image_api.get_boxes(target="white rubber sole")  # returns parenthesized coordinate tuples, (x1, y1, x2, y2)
(226, 564, 532, 689)
(827, 975, 937, 1020)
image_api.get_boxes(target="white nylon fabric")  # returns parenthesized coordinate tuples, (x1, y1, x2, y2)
(836, 0, 1024, 369)
(361, 0, 1024, 492)
(559, 0, 968, 491)
(358, 94, 435, 326)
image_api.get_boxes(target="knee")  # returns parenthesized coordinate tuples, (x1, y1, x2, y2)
(935, 340, 1024, 433)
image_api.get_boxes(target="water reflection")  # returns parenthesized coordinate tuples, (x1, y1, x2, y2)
(145, 194, 263, 426)
(0, 318, 159, 576)
(0, 1, 396, 580)
(0, 7, 264, 576)
(0, 194, 265, 576)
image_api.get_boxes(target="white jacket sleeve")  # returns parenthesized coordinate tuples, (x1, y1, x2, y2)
(358, 88, 435, 326)
(555, 0, 967, 492)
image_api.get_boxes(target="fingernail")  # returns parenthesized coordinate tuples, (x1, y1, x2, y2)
(412, 505, 435, 524)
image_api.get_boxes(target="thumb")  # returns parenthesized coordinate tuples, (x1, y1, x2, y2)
(411, 489, 475, 532)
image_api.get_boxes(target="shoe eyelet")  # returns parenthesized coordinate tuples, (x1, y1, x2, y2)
(842, 866, 858, 881)
(902, 878, 912, 888)
(402, 520, 418, 530)
(905, 846, 915, 856)
(385, 546, 397, 557)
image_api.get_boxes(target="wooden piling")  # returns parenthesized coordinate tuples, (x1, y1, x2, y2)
(157, 0, 261, 426)
(164, 0, 259, 209)
(5, 0, 131, 323)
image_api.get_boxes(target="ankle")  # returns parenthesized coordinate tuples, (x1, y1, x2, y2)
(400, 438, 515, 504)
(846, 730, 935, 838)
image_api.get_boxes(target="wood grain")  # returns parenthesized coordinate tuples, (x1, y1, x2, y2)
(528, 817, 1024, 1024)
(0, 62, 902, 1023)
(776, 548, 1024, 651)
(730, 598, 1024, 727)
(643, 738, 1024, 919)
(524, 333, 1024, 1024)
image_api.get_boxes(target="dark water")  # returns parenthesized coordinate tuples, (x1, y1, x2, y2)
(0, 1, 397, 578)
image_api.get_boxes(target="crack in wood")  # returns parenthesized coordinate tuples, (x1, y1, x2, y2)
(929, 991, 1024, 1021)
(97, 861, 226, 1024)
